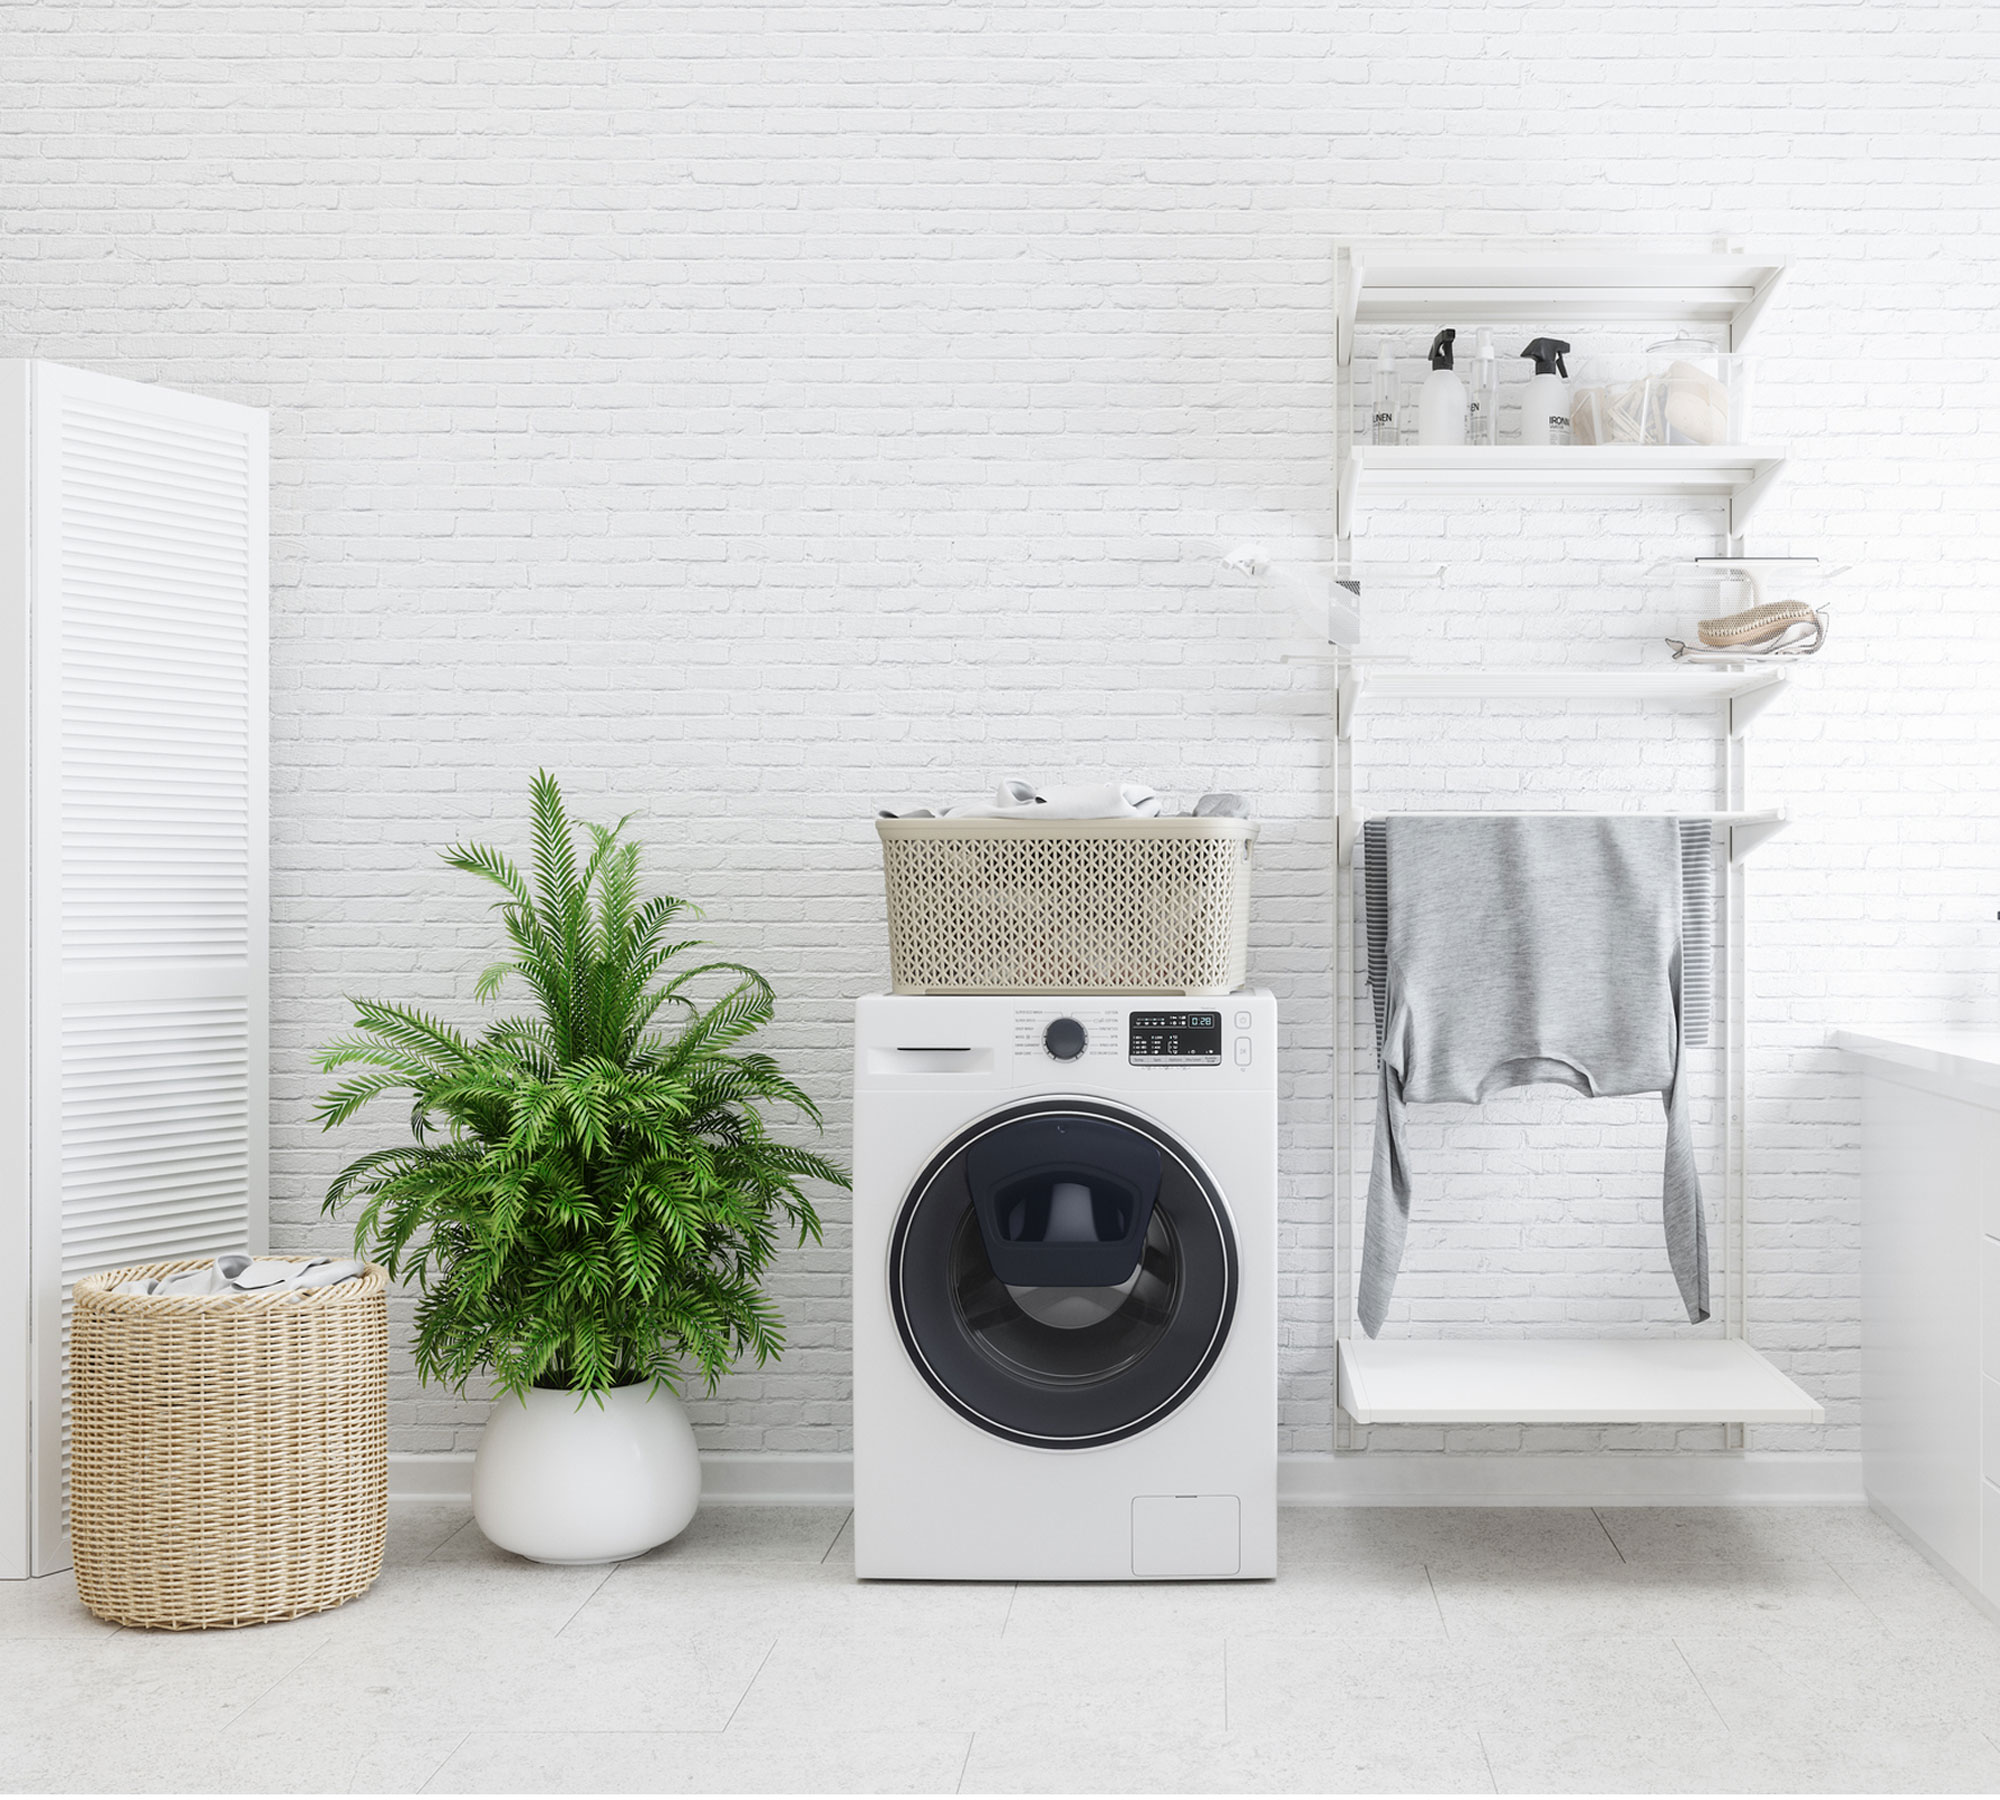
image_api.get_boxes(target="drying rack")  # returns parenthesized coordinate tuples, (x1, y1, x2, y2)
(1327, 241, 1824, 1437)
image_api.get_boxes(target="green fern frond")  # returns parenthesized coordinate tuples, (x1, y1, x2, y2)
(316, 773, 846, 1404)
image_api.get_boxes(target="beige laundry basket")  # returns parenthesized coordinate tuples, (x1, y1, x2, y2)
(69, 1256, 388, 1630)
(877, 816, 1255, 994)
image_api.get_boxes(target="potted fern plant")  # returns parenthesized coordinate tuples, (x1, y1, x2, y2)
(316, 773, 845, 1564)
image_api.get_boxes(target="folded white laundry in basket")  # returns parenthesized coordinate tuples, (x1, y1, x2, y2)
(111, 1254, 366, 1300)
(878, 778, 1253, 821)
(879, 777, 1164, 821)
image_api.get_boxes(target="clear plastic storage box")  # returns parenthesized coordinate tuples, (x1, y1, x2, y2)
(1569, 338, 1755, 446)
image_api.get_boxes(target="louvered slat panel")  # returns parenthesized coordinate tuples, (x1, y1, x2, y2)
(15, 362, 269, 1576)
(57, 395, 251, 968)
(58, 1000, 252, 1280)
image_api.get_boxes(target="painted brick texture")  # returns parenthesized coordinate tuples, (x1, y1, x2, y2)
(4, 2, 1997, 1460)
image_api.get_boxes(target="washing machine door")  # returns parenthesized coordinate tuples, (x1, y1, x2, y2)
(889, 1100, 1238, 1449)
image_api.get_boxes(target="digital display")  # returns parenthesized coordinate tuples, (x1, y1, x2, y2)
(1129, 1011, 1223, 1065)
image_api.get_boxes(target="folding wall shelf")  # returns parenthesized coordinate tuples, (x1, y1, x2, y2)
(1326, 241, 1813, 1435)
(1338, 1339, 1824, 1427)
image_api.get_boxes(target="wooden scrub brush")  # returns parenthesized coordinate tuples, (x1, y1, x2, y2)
(1667, 597, 1829, 663)
(1695, 598, 1819, 647)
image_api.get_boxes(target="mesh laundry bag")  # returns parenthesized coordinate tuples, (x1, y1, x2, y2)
(876, 817, 1254, 994)
(68, 1256, 388, 1629)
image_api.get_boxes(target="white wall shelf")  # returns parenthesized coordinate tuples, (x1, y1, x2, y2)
(1337, 1337, 1825, 1426)
(1337, 663, 1786, 737)
(1339, 446, 1786, 541)
(1336, 244, 1787, 367)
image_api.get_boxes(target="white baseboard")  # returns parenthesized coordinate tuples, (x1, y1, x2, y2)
(1278, 1450, 1864, 1507)
(390, 1448, 1862, 1508)
(388, 1451, 476, 1503)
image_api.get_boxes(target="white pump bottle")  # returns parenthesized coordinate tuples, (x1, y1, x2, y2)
(1416, 329, 1467, 447)
(1370, 344, 1398, 445)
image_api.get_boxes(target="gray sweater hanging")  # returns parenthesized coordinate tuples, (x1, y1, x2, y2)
(1359, 814, 1711, 1338)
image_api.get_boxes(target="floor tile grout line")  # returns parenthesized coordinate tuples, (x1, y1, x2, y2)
(821, 1510, 854, 1565)
(551, 1566, 618, 1641)
(424, 1517, 485, 1566)
(720, 1637, 779, 1733)
(1672, 1635, 1730, 1732)
(1475, 1726, 1498, 1794)
(955, 1731, 975, 1794)
(1000, 1584, 1018, 1637)
(1221, 1638, 1229, 1733)
(413, 1730, 472, 1796)
(1590, 1506, 1628, 1564)
(1824, 1553, 1904, 1639)
(1424, 1563, 1449, 1639)
(217, 1632, 335, 1732)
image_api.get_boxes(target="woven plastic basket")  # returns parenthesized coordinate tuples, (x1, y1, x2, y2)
(876, 816, 1256, 994)
(69, 1256, 389, 1630)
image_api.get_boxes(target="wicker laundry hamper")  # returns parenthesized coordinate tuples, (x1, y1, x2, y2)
(68, 1256, 389, 1629)
(876, 816, 1255, 994)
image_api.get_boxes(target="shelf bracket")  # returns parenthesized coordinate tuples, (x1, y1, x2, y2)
(1337, 250, 1363, 371)
(1728, 810, 1789, 864)
(1336, 666, 1364, 741)
(1728, 264, 1786, 352)
(1328, 582, 1362, 651)
(1727, 675, 1788, 738)
(1337, 448, 1360, 543)
(1728, 456, 1785, 537)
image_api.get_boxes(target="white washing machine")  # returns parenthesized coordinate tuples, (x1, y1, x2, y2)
(852, 992, 1277, 1581)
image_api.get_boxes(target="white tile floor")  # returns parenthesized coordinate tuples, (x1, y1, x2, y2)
(5, 1502, 2000, 1794)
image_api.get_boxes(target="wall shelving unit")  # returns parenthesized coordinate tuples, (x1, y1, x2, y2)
(1328, 242, 1822, 1437)
(1335, 242, 1788, 558)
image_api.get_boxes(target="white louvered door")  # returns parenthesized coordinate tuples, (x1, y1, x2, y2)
(3, 362, 268, 1577)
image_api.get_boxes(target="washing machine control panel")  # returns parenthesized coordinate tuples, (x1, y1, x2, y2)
(1005, 1002, 1258, 1071)
(1013, 1005, 1123, 1064)
(1128, 1010, 1223, 1066)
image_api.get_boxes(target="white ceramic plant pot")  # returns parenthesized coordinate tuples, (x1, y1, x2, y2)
(472, 1382, 701, 1564)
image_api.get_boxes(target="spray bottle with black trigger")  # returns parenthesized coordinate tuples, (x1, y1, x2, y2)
(1519, 337, 1572, 446)
(1417, 329, 1467, 446)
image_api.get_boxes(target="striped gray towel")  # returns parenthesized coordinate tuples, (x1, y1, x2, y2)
(1363, 816, 1714, 1052)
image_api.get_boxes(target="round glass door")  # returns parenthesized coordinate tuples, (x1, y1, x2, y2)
(889, 1100, 1238, 1449)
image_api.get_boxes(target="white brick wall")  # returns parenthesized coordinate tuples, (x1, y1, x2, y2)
(6, 2, 1998, 1462)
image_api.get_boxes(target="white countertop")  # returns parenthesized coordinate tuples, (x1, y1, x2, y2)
(1831, 1026, 2000, 1091)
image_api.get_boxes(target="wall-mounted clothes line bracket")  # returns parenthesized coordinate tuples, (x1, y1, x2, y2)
(1336, 808, 1788, 869)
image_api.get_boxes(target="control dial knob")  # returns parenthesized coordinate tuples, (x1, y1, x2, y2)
(1043, 1017, 1088, 1061)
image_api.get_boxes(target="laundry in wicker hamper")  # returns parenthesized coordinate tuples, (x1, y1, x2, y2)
(113, 1252, 365, 1299)
(876, 815, 1255, 994)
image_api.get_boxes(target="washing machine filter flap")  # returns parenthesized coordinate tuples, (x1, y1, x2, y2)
(966, 1116, 1162, 1288)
